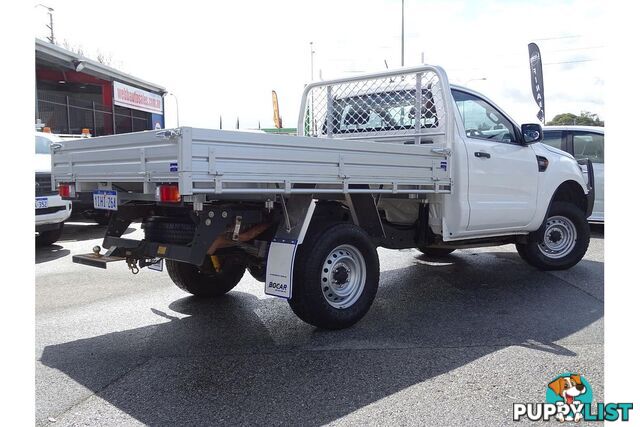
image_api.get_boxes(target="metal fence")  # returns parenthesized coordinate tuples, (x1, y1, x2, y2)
(36, 91, 152, 136)
(298, 66, 450, 145)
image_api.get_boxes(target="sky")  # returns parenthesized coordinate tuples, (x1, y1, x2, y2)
(34, 0, 604, 129)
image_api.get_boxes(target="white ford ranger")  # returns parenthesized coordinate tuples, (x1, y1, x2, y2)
(52, 65, 594, 329)
(36, 132, 71, 246)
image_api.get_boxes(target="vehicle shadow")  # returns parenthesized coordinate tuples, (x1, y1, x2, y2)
(39, 251, 603, 425)
(35, 244, 70, 264)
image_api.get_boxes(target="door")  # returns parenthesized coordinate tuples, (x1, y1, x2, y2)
(452, 90, 539, 231)
(570, 130, 604, 221)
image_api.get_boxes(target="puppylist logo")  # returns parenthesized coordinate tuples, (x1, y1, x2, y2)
(513, 373, 633, 422)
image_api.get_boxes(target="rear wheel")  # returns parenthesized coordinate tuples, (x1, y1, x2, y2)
(516, 202, 590, 271)
(166, 254, 246, 297)
(36, 223, 64, 246)
(417, 247, 456, 257)
(288, 223, 379, 330)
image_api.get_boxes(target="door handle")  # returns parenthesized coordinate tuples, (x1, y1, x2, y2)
(474, 151, 491, 159)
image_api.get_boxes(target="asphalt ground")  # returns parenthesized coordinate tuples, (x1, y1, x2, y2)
(35, 221, 604, 426)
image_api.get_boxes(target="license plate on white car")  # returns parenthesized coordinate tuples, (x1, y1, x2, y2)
(93, 190, 118, 211)
(35, 197, 48, 209)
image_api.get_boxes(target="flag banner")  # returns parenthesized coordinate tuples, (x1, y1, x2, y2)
(528, 43, 545, 123)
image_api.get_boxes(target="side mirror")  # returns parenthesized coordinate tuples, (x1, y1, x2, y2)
(521, 123, 543, 144)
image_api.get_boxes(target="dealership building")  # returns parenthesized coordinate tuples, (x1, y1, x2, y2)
(36, 39, 166, 136)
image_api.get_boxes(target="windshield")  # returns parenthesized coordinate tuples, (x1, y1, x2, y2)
(330, 89, 439, 134)
(35, 135, 52, 154)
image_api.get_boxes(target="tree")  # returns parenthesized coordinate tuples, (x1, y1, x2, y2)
(61, 39, 84, 57)
(546, 111, 604, 127)
(61, 39, 114, 66)
(95, 52, 113, 66)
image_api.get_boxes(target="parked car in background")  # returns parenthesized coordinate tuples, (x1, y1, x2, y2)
(36, 131, 71, 245)
(543, 126, 604, 223)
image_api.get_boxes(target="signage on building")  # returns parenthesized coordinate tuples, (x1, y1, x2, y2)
(113, 81, 163, 114)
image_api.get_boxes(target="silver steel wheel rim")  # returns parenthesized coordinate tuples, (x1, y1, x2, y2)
(320, 244, 366, 309)
(537, 215, 577, 259)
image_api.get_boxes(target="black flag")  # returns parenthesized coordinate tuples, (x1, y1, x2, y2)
(528, 43, 545, 123)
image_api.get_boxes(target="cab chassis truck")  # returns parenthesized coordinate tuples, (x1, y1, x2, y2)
(53, 65, 594, 329)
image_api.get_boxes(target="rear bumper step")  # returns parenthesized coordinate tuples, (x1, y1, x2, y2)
(72, 253, 126, 269)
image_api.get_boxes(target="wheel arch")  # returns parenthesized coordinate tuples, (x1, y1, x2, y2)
(305, 198, 385, 242)
(548, 179, 589, 216)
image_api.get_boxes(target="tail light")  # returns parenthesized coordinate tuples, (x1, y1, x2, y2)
(58, 183, 76, 198)
(157, 185, 180, 202)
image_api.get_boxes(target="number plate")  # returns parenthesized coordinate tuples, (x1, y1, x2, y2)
(93, 190, 118, 211)
(35, 197, 48, 209)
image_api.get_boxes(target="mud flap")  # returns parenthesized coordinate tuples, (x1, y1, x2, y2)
(264, 197, 316, 299)
(265, 238, 297, 298)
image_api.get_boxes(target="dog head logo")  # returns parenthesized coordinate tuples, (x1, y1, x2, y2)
(548, 374, 587, 405)
(545, 373, 593, 422)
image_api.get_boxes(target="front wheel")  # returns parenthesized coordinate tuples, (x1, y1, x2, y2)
(288, 223, 379, 330)
(516, 202, 590, 271)
(166, 254, 246, 297)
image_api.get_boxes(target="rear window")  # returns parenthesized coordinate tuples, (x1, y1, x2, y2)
(330, 89, 438, 134)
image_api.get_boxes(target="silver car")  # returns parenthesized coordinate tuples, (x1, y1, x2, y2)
(543, 126, 604, 223)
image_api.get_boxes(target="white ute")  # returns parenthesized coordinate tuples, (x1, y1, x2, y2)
(52, 65, 594, 329)
(36, 132, 71, 246)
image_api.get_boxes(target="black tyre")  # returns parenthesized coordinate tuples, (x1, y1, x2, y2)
(417, 247, 456, 257)
(36, 223, 64, 246)
(516, 202, 590, 271)
(288, 223, 379, 330)
(166, 254, 246, 297)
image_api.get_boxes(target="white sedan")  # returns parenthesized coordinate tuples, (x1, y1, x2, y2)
(543, 126, 604, 223)
(36, 132, 72, 245)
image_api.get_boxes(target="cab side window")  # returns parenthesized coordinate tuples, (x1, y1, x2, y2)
(572, 131, 604, 164)
(452, 90, 517, 143)
(542, 130, 563, 151)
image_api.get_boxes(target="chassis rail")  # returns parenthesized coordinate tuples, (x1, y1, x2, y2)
(73, 203, 265, 269)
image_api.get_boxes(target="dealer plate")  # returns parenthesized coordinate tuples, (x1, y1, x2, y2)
(93, 190, 118, 211)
